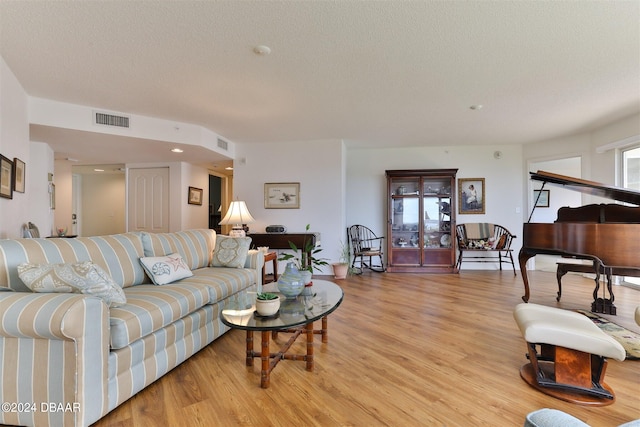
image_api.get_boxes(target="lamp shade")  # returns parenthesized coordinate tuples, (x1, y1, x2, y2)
(219, 201, 255, 237)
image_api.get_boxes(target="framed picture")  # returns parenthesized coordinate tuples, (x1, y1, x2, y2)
(458, 178, 485, 214)
(188, 186, 203, 205)
(13, 158, 25, 193)
(0, 155, 13, 199)
(534, 189, 550, 207)
(264, 182, 300, 209)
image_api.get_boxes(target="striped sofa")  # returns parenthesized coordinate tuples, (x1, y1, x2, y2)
(0, 229, 263, 427)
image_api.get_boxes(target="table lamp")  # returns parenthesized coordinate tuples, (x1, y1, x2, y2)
(219, 200, 256, 237)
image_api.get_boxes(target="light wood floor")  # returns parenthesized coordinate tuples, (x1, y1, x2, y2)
(93, 270, 640, 427)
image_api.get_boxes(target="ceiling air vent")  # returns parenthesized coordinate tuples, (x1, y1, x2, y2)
(94, 111, 130, 128)
(217, 138, 228, 150)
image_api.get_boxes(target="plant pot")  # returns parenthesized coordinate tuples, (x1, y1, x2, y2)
(332, 262, 349, 279)
(255, 296, 281, 316)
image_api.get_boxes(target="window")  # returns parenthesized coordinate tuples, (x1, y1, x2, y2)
(621, 145, 640, 287)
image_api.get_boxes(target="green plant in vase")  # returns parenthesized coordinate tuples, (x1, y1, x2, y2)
(256, 292, 278, 301)
(255, 292, 280, 316)
(278, 224, 329, 274)
(331, 240, 352, 279)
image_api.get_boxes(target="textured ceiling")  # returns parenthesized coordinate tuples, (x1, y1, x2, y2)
(1, 1, 639, 168)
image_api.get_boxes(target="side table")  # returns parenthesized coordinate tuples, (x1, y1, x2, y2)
(262, 251, 278, 284)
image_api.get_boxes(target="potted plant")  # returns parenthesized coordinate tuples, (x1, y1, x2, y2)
(278, 224, 329, 283)
(255, 292, 280, 316)
(331, 240, 351, 279)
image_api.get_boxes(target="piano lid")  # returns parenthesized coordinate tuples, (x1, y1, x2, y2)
(531, 170, 640, 206)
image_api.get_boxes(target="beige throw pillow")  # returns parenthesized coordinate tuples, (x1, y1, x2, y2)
(211, 235, 251, 268)
(17, 261, 127, 307)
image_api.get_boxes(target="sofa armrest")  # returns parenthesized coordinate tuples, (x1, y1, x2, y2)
(0, 292, 109, 427)
(245, 250, 265, 289)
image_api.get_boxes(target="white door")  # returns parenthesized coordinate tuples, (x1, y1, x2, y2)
(127, 167, 170, 233)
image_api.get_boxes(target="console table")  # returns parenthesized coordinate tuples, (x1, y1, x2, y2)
(249, 232, 320, 268)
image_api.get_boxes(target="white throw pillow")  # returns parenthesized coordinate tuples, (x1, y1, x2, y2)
(210, 235, 251, 268)
(139, 253, 193, 285)
(17, 261, 127, 307)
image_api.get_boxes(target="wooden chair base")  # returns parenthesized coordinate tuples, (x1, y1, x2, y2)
(520, 362, 615, 406)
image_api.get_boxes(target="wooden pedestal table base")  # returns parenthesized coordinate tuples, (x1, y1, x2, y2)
(246, 321, 323, 388)
(221, 280, 344, 389)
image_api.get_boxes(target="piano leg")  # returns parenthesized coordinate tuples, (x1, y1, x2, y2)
(592, 266, 616, 315)
(518, 249, 536, 303)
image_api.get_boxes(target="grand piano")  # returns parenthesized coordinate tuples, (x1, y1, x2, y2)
(519, 170, 640, 314)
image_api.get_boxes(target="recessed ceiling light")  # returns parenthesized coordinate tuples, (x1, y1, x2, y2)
(253, 45, 271, 55)
(171, 148, 184, 153)
(225, 166, 234, 170)
(94, 168, 104, 172)
(470, 105, 483, 110)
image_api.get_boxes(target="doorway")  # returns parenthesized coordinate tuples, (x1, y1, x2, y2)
(209, 175, 222, 233)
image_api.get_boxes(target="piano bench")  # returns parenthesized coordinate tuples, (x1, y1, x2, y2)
(513, 303, 626, 406)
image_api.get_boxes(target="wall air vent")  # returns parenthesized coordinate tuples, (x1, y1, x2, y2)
(94, 111, 130, 128)
(217, 138, 229, 150)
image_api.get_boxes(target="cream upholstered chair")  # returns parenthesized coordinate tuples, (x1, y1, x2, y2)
(513, 303, 625, 405)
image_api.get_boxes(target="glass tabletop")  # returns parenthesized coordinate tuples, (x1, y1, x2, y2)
(221, 279, 344, 331)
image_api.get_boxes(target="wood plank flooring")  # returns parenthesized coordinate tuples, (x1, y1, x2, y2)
(92, 270, 640, 427)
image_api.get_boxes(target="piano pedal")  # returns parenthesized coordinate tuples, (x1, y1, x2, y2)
(592, 298, 616, 315)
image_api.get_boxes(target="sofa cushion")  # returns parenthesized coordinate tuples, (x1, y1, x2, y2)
(179, 267, 257, 301)
(109, 282, 212, 349)
(210, 235, 251, 268)
(16, 261, 127, 307)
(0, 233, 147, 291)
(140, 230, 215, 270)
(139, 253, 193, 285)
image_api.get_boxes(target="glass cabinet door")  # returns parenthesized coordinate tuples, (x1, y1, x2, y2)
(390, 178, 420, 249)
(422, 179, 452, 250)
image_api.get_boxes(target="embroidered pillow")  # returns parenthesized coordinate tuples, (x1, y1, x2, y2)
(139, 253, 193, 285)
(17, 261, 127, 307)
(211, 236, 251, 268)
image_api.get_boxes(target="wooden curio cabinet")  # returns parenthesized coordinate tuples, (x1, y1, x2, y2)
(386, 169, 458, 273)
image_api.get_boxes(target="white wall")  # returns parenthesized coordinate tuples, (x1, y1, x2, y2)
(0, 57, 53, 238)
(234, 140, 345, 273)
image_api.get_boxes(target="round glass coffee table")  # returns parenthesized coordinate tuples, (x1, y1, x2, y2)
(221, 279, 344, 388)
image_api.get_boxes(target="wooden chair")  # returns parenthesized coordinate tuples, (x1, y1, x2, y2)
(347, 225, 385, 274)
(455, 223, 516, 274)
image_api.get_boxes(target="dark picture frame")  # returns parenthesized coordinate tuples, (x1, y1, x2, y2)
(0, 154, 13, 199)
(13, 157, 25, 193)
(534, 189, 550, 207)
(264, 182, 300, 209)
(188, 186, 203, 205)
(458, 178, 485, 214)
